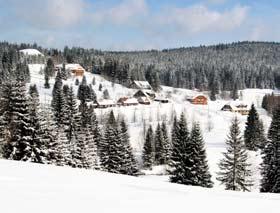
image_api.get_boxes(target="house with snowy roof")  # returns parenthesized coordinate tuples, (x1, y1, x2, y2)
(117, 97, 139, 106)
(56, 64, 85, 77)
(96, 99, 116, 108)
(186, 94, 208, 105)
(221, 102, 250, 115)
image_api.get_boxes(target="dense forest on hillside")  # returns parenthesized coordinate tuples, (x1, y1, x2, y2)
(1, 41, 280, 94)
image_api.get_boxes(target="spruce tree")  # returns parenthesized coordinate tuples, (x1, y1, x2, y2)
(169, 113, 191, 184)
(51, 71, 68, 126)
(260, 107, 280, 193)
(190, 123, 213, 187)
(65, 87, 79, 141)
(154, 123, 164, 165)
(99, 111, 126, 174)
(142, 125, 154, 169)
(50, 128, 72, 166)
(244, 104, 265, 150)
(161, 121, 171, 164)
(217, 117, 252, 191)
(2, 81, 39, 161)
(120, 119, 139, 175)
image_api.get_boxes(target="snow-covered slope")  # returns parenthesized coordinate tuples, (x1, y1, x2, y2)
(20, 49, 44, 56)
(28, 64, 273, 190)
(0, 159, 279, 213)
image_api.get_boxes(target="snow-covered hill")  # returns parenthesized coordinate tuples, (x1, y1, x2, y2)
(19, 49, 44, 56)
(0, 159, 279, 213)
(28, 64, 273, 191)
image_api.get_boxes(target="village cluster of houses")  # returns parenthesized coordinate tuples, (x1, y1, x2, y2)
(54, 63, 251, 115)
(94, 80, 170, 108)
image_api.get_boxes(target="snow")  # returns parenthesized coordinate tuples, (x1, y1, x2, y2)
(133, 80, 152, 89)
(0, 159, 279, 213)
(27, 64, 274, 191)
(19, 49, 44, 56)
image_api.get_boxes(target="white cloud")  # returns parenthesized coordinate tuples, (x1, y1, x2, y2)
(12, 0, 85, 28)
(92, 0, 148, 25)
(157, 5, 249, 35)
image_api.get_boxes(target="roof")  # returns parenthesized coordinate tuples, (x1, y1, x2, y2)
(186, 94, 207, 100)
(118, 97, 138, 104)
(19, 49, 44, 56)
(223, 101, 250, 111)
(56, 64, 85, 71)
(97, 100, 116, 105)
(133, 81, 152, 89)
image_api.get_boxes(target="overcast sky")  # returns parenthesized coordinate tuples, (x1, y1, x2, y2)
(0, 0, 279, 50)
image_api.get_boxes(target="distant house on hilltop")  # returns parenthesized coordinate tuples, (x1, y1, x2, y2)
(187, 94, 208, 105)
(130, 81, 152, 90)
(221, 102, 250, 115)
(56, 64, 85, 77)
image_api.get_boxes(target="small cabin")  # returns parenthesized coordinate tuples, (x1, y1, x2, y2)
(117, 97, 139, 106)
(187, 95, 208, 105)
(96, 100, 116, 108)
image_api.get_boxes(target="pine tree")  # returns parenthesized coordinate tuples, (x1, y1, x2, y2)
(39, 106, 57, 164)
(103, 89, 110, 99)
(50, 128, 72, 166)
(217, 117, 252, 191)
(92, 77, 96, 85)
(99, 111, 126, 174)
(142, 125, 154, 169)
(65, 87, 79, 141)
(120, 119, 139, 175)
(190, 123, 213, 187)
(99, 83, 102, 91)
(51, 71, 67, 126)
(169, 113, 191, 184)
(244, 104, 265, 151)
(87, 105, 102, 152)
(230, 83, 239, 100)
(260, 107, 280, 193)
(84, 126, 101, 170)
(154, 123, 164, 165)
(77, 76, 89, 102)
(2, 81, 39, 161)
(161, 121, 171, 164)
(75, 78, 79, 86)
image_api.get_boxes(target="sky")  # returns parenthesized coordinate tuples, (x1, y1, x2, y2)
(0, 0, 280, 50)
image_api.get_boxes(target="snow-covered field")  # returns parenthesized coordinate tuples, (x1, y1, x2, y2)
(28, 64, 274, 191)
(0, 159, 279, 213)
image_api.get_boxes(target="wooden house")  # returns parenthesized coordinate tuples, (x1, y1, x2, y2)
(117, 97, 139, 106)
(187, 95, 208, 105)
(96, 100, 116, 108)
(56, 64, 85, 77)
(221, 102, 249, 115)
